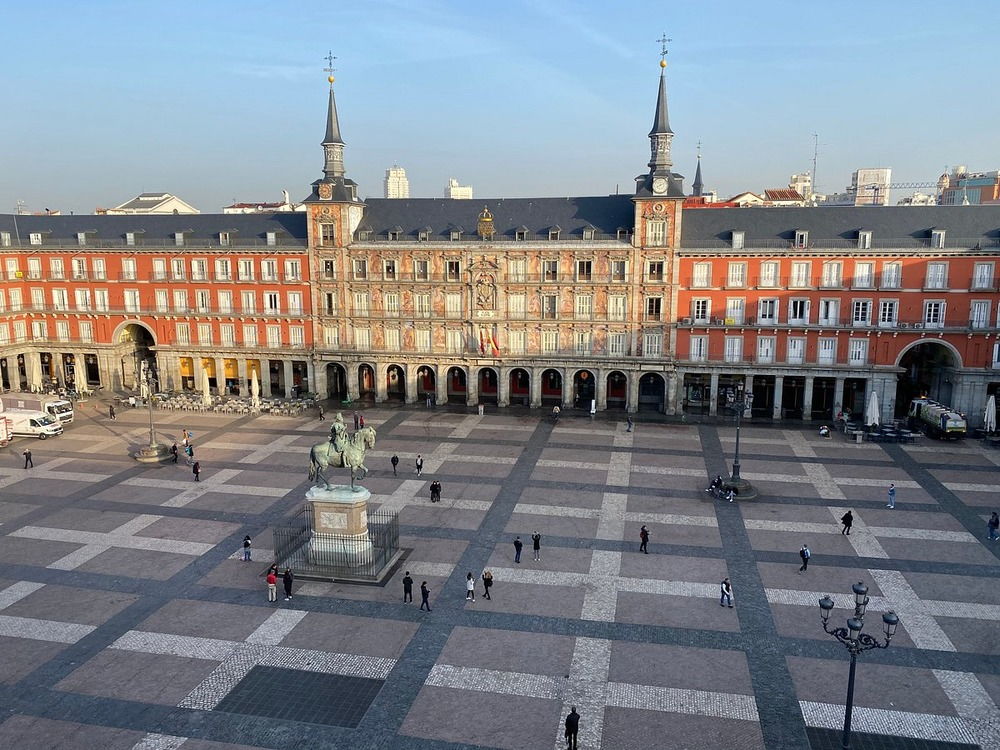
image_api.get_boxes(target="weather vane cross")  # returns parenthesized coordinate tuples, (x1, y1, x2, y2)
(323, 50, 337, 76)
(657, 33, 671, 61)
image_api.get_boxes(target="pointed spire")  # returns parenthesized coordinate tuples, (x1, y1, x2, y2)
(649, 66, 673, 137)
(647, 36, 675, 176)
(321, 51, 345, 180)
(324, 84, 344, 146)
(692, 142, 704, 197)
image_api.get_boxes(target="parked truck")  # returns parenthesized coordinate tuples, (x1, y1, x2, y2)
(908, 397, 967, 439)
(0, 416, 11, 447)
(0, 393, 74, 423)
(3, 409, 64, 439)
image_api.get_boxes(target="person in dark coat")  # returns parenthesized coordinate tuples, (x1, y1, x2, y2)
(170, 442, 178, 463)
(391, 454, 399, 476)
(799, 544, 811, 573)
(419, 581, 431, 611)
(531, 531, 541, 561)
(841, 510, 854, 535)
(639, 525, 649, 554)
(22, 449, 33, 469)
(481, 570, 493, 600)
(564, 706, 580, 749)
(429, 480, 442, 502)
(192, 461, 201, 481)
(282, 568, 294, 600)
(402, 571, 413, 602)
(513, 536, 523, 563)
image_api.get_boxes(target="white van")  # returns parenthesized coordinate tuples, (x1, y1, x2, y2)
(4, 409, 63, 439)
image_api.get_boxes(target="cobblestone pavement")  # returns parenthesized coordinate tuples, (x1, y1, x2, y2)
(0, 403, 997, 749)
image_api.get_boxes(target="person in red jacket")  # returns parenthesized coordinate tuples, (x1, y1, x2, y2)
(266, 570, 277, 602)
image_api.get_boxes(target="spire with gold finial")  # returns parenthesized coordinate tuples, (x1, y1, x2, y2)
(322, 50, 345, 178)
(692, 140, 704, 197)
(648, 33, 674, 177)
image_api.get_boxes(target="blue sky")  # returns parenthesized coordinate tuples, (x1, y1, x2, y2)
(1, 1, 997, 214)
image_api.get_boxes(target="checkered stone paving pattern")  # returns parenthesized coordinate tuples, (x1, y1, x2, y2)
(0, 402, 997, 749)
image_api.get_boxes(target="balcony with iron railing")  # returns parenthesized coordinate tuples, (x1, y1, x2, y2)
(3, 238, 307, 249)
(681, 237, 1000, 251)
(677, 315, 1000, 332)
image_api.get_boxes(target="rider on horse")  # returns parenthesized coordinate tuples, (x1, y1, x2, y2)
(330, 412, 348, 463)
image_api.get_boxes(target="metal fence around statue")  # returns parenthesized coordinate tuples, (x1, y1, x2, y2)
(272, 505, 400, 582)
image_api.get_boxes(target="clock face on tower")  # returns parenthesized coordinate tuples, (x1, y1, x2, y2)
(652, 177, 667, 195)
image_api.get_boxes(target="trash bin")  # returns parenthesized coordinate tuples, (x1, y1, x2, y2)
(855, 432, 863, 444)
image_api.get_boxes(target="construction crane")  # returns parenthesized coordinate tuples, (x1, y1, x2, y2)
(863, 182, 941, 205)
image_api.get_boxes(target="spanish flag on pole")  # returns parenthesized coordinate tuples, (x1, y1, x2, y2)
(479, 329, 486, 355)
(490, 330, 501, 357)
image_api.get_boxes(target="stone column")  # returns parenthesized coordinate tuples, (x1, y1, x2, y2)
(237, 358, 248, 396)
(562, 368, 574, 409)
(312, 360, 328, 400)
(435, 364, 449, 406)
(347, 364, 360, 402)
(665, 371, 677, 414)
(404, 366, 418, 405)
(626, 371, 640, 414)
(283, 359, 294, 398)
(803, 375, 815, 421)
(833, 376, 846, 420)
(466, 368, 479, 407)
(773, 375, 784, 419)
(262, 361, 274, 398)
(674, 371, 686, 416)
(708, 372, 720, 416)
(498, 367, 510, 408)
(595, 370, 608, 411)
(215, 357, 226, 396)
(529, 368, 542, 408)
(374, 364, 387, 403)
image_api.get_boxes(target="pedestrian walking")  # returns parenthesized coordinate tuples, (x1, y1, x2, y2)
(419, 581, 431, 611)
(426, 394, 432, 408)
(429, 480, 442, 503)
(359, 414, 365, 428)
(170, 442, 178, 463)
(109, 404, 116, 420)
(391, 454, 399, 476)
(192, 461, 201, 481)
(564, 706, 580, 750)
(513, 536, 523, 564)
(353, 411, 360, 430)
(402, 571, 413, 602)
(415, 454, 423, 476)
(283, 568, 294, 600)
(639, 525, 649, 554)
(886, 483, 896, 509)
(988, 512, 999, 542)
(317, 405, 325, 421)
(482, 570, 493, 600)
(720, 577, 734, 608)
(266, 570, 277, 602)
(531, 531, 541, 561)
(182, 430, 190, 448)
(626, 415, 633, 432)
(242, 535, 252, 561)
(798, 544, 811, 573)
(466, 572, 475, 601)
(841, 510, 854, 535)
(21, 448, 33, 469)
(185, 444, 194, 465)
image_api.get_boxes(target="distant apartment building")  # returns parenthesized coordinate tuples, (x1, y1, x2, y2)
(789, 172, 813, 202)
(445, 178, 473, 200)
(818, 168, 892, 207)
(384, 166, 410, 199)
(223, 190, 304, 214)
(939, 166, 1000, 206)
(897, 192, 937, 206)
(99, 192, 199, 215)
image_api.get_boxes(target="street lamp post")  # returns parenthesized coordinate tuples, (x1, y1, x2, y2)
(818, 582, 900, 750)
(132, 360, 171, 463)
(724, 381, 758, 499)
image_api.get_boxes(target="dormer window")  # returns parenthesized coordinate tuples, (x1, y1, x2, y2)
(0, 232, 10, 247)
(174, 232, 185, 247)
(29, 233, 42, 246)
(219, 232, 230, 247)
(616, 228, 629, 240)
(931, 229, 946, 248)
(548, 227, 561, 241)
(77, 232, 87, 247)
(515, 226, 528, 241)
(125, 232, 136, 246)
(388, 228, 401, 241)
(731, 231, 745, 250)
(858, 230, 872, 249)
(583, 226, 596, 241)
(266, 231, 277, 246)
(794, 230, 809, 248)
(450, 229, 462, 241)
(357, 229, 372, 241)
(418, 227, 431, 241)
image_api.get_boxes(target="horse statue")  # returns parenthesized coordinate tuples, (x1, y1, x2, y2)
(308, 425, 376, 491)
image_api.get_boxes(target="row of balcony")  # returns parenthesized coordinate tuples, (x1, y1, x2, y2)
(682, 316, 998, 331)
(685, 277, 1000, 292)
(1, 304, 304, 317)
(7, 273, 306, 284)
(683, 237, 1000, 250)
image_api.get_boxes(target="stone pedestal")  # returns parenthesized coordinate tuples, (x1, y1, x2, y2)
(133, 442, 173, 463)
(305, 485, 373, 566)
(723, 476, 759, 501)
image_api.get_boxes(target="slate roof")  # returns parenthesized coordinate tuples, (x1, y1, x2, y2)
(354, 196, 636, 241)
(0, 212, 307, 248)
(679, 205, 1000, 248)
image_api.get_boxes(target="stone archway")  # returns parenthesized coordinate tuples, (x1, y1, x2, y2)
(509, 368, 530, 407)
(416, 365, 436, 402)
(638, 372, 666, 412)
(896, 341, 962, 416)
(573, 369, 596, 409)
(112, 321, 158, 391)
(606, 371, 627, 410)
(447, 367, 467, 404)
(478, 367, 499, 405)
(386, 364, 406, 401)
(541, 368, 562, 405)
(326, 363, 348, 401)
(358, 364, 375, 400)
